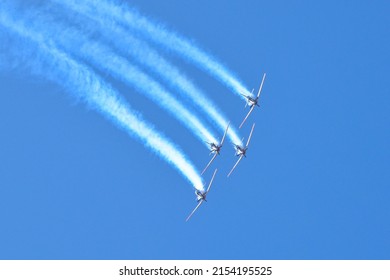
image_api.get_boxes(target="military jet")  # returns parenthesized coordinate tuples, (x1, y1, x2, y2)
(239, 73, 266, 128)
(186, 169, 218, 222)
(227, 123, 255, 177)
(201, 123, 230, 175)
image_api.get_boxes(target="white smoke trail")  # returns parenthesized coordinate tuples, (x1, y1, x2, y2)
(53, 0, 243, 146)
(80, 41, 218, 146)
(58, 0, 252, 100)
(0, 9, 205, 191)
(29, 2, 218, 147)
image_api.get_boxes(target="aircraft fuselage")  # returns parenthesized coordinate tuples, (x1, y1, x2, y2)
(210, 143, 222, 154)
(235, 145, 247, 157)
(195, 190, 206, 202)
(246, 96, 259, 107)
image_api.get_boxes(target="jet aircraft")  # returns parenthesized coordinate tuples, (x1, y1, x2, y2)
(227, 123, 255, 177)
(239, 73, 266, 129)
(186, 169, 218, 222)
(201, 123, 230, 175)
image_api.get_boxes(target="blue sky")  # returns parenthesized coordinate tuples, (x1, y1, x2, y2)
(0, 0, 389, 259)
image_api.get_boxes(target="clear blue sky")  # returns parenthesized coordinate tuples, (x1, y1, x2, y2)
(0, 0, 389, 259)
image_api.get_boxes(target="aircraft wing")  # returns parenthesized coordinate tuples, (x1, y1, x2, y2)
(239, 105, 255, 129)
(185, 200, 204, 222)
(257, 73, 266, 98)
(246, 123, 256, 147)
(220, 122, 230, 146)
(205, 168, 218, 194)
(201, 153, 218, 175)
(227, 155, 244, 177)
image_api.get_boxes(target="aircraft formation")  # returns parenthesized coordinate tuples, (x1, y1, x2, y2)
(0, 0, 266, 222)
(186, 73, 266, 221)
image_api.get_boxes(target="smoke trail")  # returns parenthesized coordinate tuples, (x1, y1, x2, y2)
(0, 8, 205, 191)
(26, 2, 218, 147)
(59, 0, 252, 100)
(79, 41, 218, 146)
(53, 0, 243, 146)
